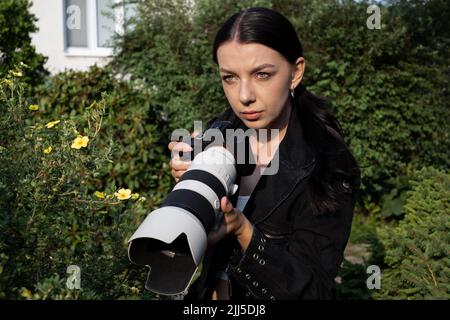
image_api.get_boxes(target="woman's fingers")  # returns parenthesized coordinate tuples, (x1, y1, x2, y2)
(169, 157, 191, 171)
(168, 139, 195, 181)
(168, 141, 177, 151)
(208, 197, 244, 246)
(221, 196, 234, 214)
(168, 130, 200, 152)
(168, 141, 193, 158)
(169, 157, 191, 180)
(208, 197, 231, 246)
(171, 165, 190, 181)
(171, 168, 183, 182)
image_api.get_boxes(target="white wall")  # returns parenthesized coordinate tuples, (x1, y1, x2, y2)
(29, 0, 111, 74)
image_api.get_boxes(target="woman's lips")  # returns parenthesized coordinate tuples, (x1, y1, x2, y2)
(241, 111, 262, 120)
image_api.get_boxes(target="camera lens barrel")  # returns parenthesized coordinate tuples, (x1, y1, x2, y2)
(161, 169, 227, 232)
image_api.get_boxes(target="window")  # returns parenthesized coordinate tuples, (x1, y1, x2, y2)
(64, 0, 128, 56)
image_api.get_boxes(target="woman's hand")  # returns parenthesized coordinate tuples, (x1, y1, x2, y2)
(168, 132, 199, 182)
(208, 196, 254, 253)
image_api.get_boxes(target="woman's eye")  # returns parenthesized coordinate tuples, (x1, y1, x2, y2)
(222, 75, 236, 83)
(255, 72, 271, 79)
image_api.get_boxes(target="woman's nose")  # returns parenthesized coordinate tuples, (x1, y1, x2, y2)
(239, 80, 256, 106)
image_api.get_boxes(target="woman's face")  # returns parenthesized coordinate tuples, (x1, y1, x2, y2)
(216, 41, 303, 130)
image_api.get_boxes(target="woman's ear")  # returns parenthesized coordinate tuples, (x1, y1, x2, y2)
(291, 57, 306, 90)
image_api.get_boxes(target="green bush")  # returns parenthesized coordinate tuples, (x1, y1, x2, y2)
(0, 0, 48, 88)
(337, 166, 449, 300)
(276, 0, 450, 195)
(336, 201, 386, 300)
(33, 65, 172, 203)
(374, 167, 450, 299)
(111, 0, 272, 132)
(112, 0, 450, 198)
(336, 261, 373, 300)
(0, 68, 159, 299)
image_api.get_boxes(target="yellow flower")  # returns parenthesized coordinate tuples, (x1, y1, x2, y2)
(71, 136, 89, 149)
(11, 71, 22, 77)
(28, 104, 39, 111)
(131, 193, 140, 200)
(45, 120, 60, 128)
(115, 188, 132, 200)
(21, 289, 33, 299)
(3, 79, 13, 87)
(94, 191, 106, 199)
(130, 287, 140, 294)
(43, 146, 52, 154)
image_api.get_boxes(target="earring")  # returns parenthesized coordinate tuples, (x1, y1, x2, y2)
(290, 87, 295, 99)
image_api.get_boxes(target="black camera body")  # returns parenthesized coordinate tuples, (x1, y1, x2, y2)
(178, 120, 256, 177)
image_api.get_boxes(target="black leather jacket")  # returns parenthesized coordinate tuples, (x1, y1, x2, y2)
(184, 100, 360, 300)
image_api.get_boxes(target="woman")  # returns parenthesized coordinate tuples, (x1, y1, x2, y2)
(168, 7, 360, 300)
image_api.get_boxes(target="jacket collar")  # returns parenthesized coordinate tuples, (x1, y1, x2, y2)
(229, 102, 316, 225)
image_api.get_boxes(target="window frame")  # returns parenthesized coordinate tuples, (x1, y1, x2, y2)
(63, 0, 124, 57)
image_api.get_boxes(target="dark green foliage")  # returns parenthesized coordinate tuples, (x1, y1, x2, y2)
(375, 167, 450, 299)
(33, 65, 172, 201)
(336, 261, 373, 300)
(378, 173, 414, 219)
(0, 0, 48, 87)
(336, 204, 386, 300)
(0, 71, 161, 299)
(111, 0, 450, 197)
(276, 0, 450, 195)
